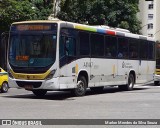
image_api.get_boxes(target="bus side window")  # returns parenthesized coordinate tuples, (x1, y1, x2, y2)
(140, 40, 148, 60)
(129, 38, 139, 59)
(59, 36, 66, 59)
(117, 37, 128, 59)
(65, 37, 76, 57)
(105, 36, 117, 58)
(78, 31, 90, 56)
(91, 33, 104, 57)
(59, 28, 77, 67)
(148, 41, 155, 60)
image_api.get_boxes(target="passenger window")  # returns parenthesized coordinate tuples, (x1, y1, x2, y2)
(117, 38, 128, 59)
(91, 34, 104, 57)
(129, 39, 139, 59)
(140, 40, 148, 60)
(79, 31, 90, 56)
(105, 36, 117, 58)
(148, 41, 155, 60)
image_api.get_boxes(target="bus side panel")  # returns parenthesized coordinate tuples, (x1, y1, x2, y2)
(59, 58, 90, 89)
(138, 60, 149, 83)
(128, 60, 139, 82)
(90, 58, 118, 86)
(59, 60, 77, 89)
(117, 59, 128, 85)
(147, 61, 156, 82)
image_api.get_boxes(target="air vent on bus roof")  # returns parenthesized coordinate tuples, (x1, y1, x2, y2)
(93, 25, 110, 29)
(115, 28, 130, 33)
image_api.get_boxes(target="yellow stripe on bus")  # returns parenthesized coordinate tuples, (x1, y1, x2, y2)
(75, 25, 97, 32)
(10, 70, 50, 80)
(156, 69, 160, 71)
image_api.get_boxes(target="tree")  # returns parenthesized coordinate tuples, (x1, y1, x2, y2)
(0, 0, 53, 32)
(58, 0, 141, 33)
(0, 0, 35, 31)
(31, 0, 53, 20)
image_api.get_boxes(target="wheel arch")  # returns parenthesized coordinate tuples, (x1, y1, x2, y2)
(77, 70, 89, 87)
(129, 70, 136, 83)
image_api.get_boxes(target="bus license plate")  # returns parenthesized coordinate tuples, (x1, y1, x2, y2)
(24, 85, 33, 90)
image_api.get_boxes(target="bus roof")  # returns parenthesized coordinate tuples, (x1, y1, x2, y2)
(11, 19, 155, 42)
(11, 20, 62, 25)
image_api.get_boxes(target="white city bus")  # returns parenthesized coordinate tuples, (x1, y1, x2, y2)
(8, 19, 156, 97)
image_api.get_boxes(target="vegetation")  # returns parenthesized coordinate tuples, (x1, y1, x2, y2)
(58, 0, 141, 33)
(0, 0, 141, 33)
(0, 0, 53, 32)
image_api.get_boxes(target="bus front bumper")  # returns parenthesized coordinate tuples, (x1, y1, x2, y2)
(8, 76, 77, 90)
(8, 77, 60, 90)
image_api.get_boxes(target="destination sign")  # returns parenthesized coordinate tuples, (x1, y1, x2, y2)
(11, 23, 57, 31)
(16, 25, 51, 31)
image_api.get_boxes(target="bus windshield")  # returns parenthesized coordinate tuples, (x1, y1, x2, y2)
(9, 23, 57, 72)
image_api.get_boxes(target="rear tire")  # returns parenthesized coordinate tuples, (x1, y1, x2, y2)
(32, 90, 47, 97)
(154, 81, 159, 86)
(1, 82, 9, 93)
(72, 76, 87, 97)
(119, 74, 134, 91)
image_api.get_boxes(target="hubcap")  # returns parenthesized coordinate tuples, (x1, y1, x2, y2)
(77, 81, 84, 94)
(2, 83, 8, 91)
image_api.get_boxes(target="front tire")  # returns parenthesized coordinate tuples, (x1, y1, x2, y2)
(72, 76, 87, 97)
(1, 82, 9, 93)
(119, 74, 135, 91)
(32, 90, 47, 97)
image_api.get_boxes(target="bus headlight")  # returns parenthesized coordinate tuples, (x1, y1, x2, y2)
(45, 69, 56, 80)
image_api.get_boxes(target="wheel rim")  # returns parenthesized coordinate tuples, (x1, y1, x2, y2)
(76, 81, 85, 95)
(2, 83, 8, 92)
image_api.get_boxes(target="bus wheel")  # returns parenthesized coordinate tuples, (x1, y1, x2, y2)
(154, 81, 159, 86)
(72, 76, 87, 97)
(1, 82, 9, 93)
(90, 87, 104, 93)
(119, 74, 134, 91)
(32, 90, 47, 97)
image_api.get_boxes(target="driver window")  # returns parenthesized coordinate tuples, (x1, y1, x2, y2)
(59, 28, 77, 67)
(59, 36, 76, 57)
(65, 37, 76, 56)
(59, 36, 65, 59)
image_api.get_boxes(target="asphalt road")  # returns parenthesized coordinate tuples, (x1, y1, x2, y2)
(0, 83, 160, 128)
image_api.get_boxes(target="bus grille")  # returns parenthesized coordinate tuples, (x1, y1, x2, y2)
(16, 81, 42, 88)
